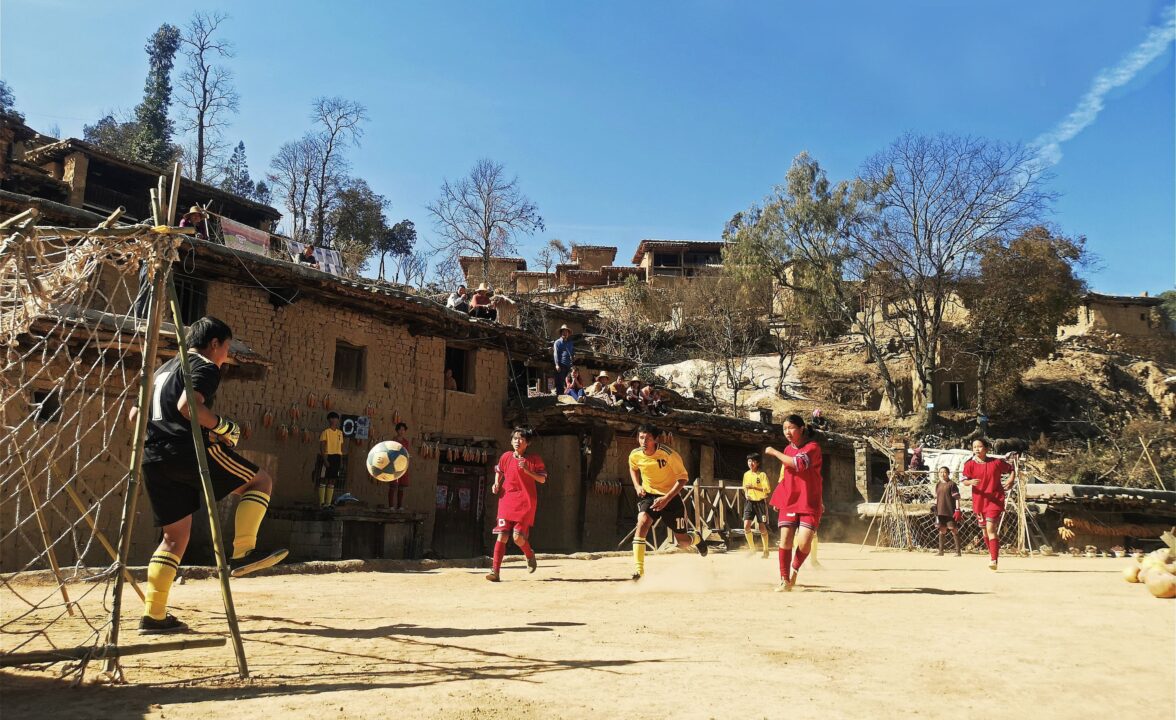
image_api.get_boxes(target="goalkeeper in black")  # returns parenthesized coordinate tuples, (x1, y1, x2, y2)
(136, 316, 287, 634)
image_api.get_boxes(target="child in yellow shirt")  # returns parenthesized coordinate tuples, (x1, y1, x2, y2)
(742, 452, 771, 558)
(317, 412, 345, 509)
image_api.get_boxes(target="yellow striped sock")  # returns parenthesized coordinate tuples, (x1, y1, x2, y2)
(324, 483, 334, 506)
(317, 484, 326, 506)
(232, 490, 270, 559)
(633, 537, 646, 575)
(144, 550, 180, 620)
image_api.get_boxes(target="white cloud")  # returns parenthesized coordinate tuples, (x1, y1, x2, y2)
(1034, 6, 1176, 166)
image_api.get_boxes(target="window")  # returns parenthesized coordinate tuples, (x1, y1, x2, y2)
(32, 389, 62, 423)
(652, 253, 681, 267)
(947, 382, 965, 410)
(174, 276, 208, 326)
(445, 346, 475, 393)
(1141, 313, 1148, 322)
(332, 341, 365, 390)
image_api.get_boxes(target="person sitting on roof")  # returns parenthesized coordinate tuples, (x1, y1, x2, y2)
(179, 205, 208, 240)
(623, 377, 643, 413)
(565, 367, 586, 402)
(447, 285, 469, 313)
(585, 372, 612, 402)
(297, 243, 319, 267)
(469, 284, 496, 320)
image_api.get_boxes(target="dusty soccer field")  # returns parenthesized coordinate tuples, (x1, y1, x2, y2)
(2, 543, 1173, 720)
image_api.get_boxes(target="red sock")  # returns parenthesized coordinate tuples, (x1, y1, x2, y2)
(778, 548, 792, 578)
(515, 536, 534, 560)
(492, 540, 506, 573)
(792, 549, 809, 572)
(988, 538, 999, 561)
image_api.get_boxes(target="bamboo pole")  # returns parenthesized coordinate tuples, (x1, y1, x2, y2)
(1140, 437, 1167, 491)
(63, 479, 144, 601)
(165, 277, 249, 679)
(12, 449, 74, 616)
(0, 207, 39, 229)
(103, 177, 173, 676)
(1, 637, 226, 667)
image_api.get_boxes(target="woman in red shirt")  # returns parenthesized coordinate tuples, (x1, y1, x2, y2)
(961, 438, 1018, 571)
(766, 414, 823, 592)
(486, 427, 547, 582)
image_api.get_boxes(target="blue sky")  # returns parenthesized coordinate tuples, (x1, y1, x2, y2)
(2, 1, 1173, 294)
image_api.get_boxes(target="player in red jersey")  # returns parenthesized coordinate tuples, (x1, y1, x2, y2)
(765, 414, 823, 592)
(961, 438, 1017, 571)
(486, 427, 547, 582)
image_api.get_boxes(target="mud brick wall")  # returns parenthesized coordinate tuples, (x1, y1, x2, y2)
(202, 280, 513, 555)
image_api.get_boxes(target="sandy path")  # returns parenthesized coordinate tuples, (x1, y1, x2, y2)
(3, 543, 1172, 720)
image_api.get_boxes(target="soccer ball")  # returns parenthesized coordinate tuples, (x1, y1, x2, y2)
(366, 440, 410, 482)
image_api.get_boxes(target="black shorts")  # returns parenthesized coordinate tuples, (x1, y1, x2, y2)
(323, 455, 343, 481)
(935, 514, 956, 528)
(142, 444, 258, 526)
(743, 499, 768, 523)
(637, 493, 688, 533)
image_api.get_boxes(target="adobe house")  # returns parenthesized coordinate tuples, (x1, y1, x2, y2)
(1058, 292, 1175, 362)
(22, 138, 280, 231)
(458, 255, 527, 291)
(632, 239, 726, 282)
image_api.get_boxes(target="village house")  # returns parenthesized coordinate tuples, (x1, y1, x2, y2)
(1057, 292, 1175, 363)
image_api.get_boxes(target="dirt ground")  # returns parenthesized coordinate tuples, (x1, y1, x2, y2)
(2, 543, 1173, 720)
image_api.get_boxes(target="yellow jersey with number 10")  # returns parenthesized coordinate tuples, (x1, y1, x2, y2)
(628, 444, 688, 495)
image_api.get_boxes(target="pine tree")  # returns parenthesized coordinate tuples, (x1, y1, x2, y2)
(220, 141, 255, 198)
(131, 24, 182, 167)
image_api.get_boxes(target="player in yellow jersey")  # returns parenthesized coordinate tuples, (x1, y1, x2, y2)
(628, 423, 707, 580)
(741, 452, 771, 558)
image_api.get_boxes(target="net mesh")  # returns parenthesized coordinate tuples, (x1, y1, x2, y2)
(1, 219, 173, 679)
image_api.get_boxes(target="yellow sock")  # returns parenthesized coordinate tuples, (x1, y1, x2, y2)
(811, 535, 821, 566)
(760, 531, 770, 555)
(747, 529, 758, 551)
(232, 490, 270, 559)
(324, 484, 335, 506)
(144, 550, 180, 620)
(633, 537, 646, 575)
(317, 484, 326, 506)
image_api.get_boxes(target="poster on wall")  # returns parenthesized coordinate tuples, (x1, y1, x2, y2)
(219, 217, 270, 256)
(435, 485, 448, 509)
(339, 414, 370, 440)
(458, 487, 471, 511)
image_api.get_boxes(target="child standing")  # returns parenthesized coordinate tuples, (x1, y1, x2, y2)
(388, 422, 412, 510)
(487, 428, 547, 582)
(742, 452, 771, 558)
(317, 412, 345, 510)
(934, 466, 962, 556)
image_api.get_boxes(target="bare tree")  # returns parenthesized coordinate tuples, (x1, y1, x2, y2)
(177, 11, 238, 183)
(268, 135, 318, 241)
(533, 238, 570, 274)
(390, 251, 428, 287)
(309, 97, 367, 246)
(428, 158, 544, 287)
(861, 133, 1055, 431)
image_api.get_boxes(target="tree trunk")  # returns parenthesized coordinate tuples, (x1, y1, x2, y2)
(861, 335, 904, 417)
(910, 362, 937, 433)
(975, 355, 991, 430)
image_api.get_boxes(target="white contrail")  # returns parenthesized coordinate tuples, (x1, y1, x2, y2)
(1034, 5, 1176, 165)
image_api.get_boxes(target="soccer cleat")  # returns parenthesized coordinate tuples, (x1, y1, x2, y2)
(631, 572, 643, 581)
(138, 613, 188, 635)
(693, 530, 708, 557)
(774, 579, 789, 593)
(527, 556, 537, 573)
(484, 572, 500, 582)
(229, 548, 288, 578)
(785, 571, 798, 591)
(988, 560, 998, 571)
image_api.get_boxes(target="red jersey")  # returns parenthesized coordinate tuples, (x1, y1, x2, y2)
(495, 451, 547, 525)
(962, 457, 1013, 517)
(769, 440, 823, 516)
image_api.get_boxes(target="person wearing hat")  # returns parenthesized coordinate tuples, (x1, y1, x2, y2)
(179, 205, 208, 240)
(469, 284, 495, 320)
(552, 324, 574, 395)
(623, 377, 643, 413)
(584, 372, 611, 401)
